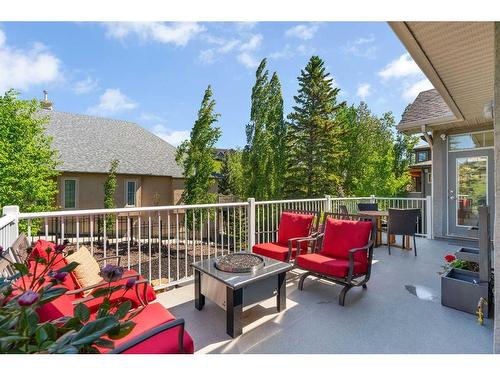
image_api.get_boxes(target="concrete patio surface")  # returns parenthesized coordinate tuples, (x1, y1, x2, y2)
(156, 237, 493, 354)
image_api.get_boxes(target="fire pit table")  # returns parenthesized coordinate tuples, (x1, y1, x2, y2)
(191, 252, 292, 338)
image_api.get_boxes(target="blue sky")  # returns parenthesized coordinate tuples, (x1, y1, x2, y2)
(0, 22, 433, 148)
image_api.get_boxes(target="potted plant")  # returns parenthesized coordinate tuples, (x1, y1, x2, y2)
(440, 254, 489, 318)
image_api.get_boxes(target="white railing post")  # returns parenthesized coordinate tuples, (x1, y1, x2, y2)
(425, 195, 433, 239)
(2, 205, 19, 239)
(324, 195, 332, 212)
(370, 195, 376, 203)
(247, 198, 256, 251)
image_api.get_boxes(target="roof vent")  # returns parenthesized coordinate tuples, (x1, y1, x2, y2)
(40, 90, 53, 110)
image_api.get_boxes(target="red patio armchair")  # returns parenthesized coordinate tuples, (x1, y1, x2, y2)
(252, 210, 318, 263)
(294, 213, 376, 306)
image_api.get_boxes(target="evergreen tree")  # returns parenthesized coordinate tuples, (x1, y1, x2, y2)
(226, 150, 245, 199)
(176, 86, 221, 204)
(285, 56, 346, 198)
(0, 90, 59, 214)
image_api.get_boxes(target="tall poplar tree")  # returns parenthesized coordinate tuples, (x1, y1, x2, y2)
(285, 56, 346, 198)
(176, 86, 221, 204)
(268, 72, 287, 198)
(243, 59, 286, 200)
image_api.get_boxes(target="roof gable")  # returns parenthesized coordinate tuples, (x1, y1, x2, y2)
(40, 110, 184, 178)
(398, 89, 457, 131)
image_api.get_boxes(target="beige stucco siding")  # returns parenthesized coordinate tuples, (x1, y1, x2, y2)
(56, 172, 185, 210)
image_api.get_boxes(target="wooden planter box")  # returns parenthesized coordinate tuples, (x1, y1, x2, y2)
(441, 268, 489, 318)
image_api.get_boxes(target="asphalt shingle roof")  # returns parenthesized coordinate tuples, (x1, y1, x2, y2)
(399, 89, 456, 127)
(40, 110, 184, 178)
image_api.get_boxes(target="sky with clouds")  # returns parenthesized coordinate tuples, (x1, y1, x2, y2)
(0, 22, 433, 148)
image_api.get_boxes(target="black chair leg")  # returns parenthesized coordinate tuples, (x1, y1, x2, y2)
(413, 235, 417, 256)
(338, 285, 353, 306)
(298, 272, 310, 291)
(388, 235, 391, 255)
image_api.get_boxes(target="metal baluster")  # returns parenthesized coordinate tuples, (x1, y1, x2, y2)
(158, 212, 162, 283)
(207, 208, 211, 260)
(127, 214, 130, 269)
(239, 205, 242, 251)
(168, 212, 171, 283)
(115, 214, 119, 258)
(184, 210, 188, 279)
(176, 212, 179, 282)
(200, 210, 203, 261)
(214, 207, 218, 257)
(137, 216, 141, 275)
(148, 214, 152, 283)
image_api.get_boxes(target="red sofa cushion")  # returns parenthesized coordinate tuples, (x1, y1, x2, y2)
(83, 270, 156, 312)
(277, 212, 314, 249)
(253, 242, 294, 262)
(296, 253, 368, 278)
(28, 239, 56, 263)
(101, 303, 194, 354)
(37, 291, 76, 321)
(320, 218, 372, 263)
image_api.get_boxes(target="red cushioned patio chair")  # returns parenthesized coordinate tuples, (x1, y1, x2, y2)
(27, 239, 156, 312)
(252, 210, 319, 263)
(294, 212, 376, 306)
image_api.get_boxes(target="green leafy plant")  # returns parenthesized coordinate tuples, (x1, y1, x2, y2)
(441, 254, 479, 274)
(0, 244, 140, 353)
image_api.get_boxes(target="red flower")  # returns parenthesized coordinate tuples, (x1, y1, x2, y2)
(444, 254, 456, 263)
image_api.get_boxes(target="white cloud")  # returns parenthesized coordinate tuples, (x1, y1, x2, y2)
(73, 76, 99, 94)
(198, 33, 262, 68)
(344, 34, 377, 59)
(140, 112, 164, 122)
(270, 44, 315, 60)
(356, 83, 372, 100)
(235, 22, 258, 31)
(153, 124, 190, 147)
(237, 52, 260, 69)
(0, 29, 62, 94)
(239, 34, 262, 51)
(378, 53, 422, 79)
(285, 24, 319, 40)
(402, 78, 434, 101)
(103, 22, 204, 47)
(88, 88, 137, 115)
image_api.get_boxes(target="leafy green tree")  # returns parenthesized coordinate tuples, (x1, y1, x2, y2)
(0, 90, 59, 214)
(285, 56, 346, 198)
(268, 72, 287, 198)
(243, 59, 286, 200)
(176, 85, 221, 205)
(218, 153, 231, 196)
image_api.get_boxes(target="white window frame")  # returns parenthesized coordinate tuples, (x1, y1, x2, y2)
(62, 178, 78, 209)
(124, 179, 137, 207)
(448, 130, 494, 152)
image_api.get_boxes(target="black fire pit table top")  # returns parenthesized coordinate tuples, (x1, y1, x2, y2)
(191, 252, 292, 289)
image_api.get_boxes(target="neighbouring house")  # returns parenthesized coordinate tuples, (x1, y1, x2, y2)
(407, 138, 432, 199)
(39, 106, 185, 211)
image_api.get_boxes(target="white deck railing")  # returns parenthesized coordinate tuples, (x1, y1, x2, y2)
(0, 195, 431, 290)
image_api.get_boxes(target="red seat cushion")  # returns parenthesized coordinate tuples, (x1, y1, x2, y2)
(83, 270, 156, 312)
(277, 212, 314, 250)
(320, 218, 372, 264)
(296, 253, 368, 278)
(101, 303, 194, 354)
(253, 242, 295, 262)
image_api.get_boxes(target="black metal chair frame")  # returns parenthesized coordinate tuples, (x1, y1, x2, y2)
(357, 202, 379, 212)
(255, 209, 320, 263)
(293, 212, 376, 306)
(110, 317, 186, 354)
(387, 208, 420, 256)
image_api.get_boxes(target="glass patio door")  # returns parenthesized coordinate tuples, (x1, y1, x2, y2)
(448, 149, 494, 237)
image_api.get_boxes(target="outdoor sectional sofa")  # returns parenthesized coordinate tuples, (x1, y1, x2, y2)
(24, 239, 195, 354)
